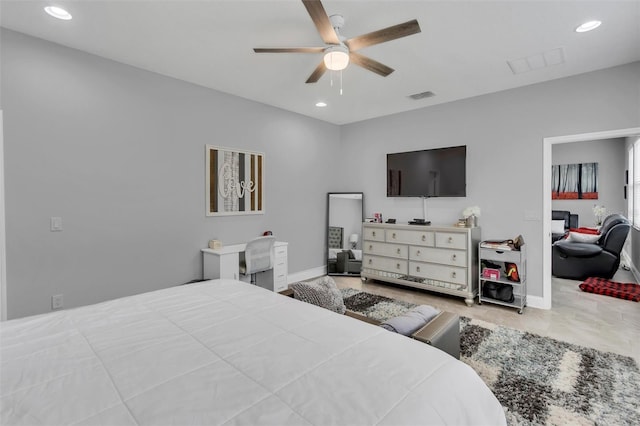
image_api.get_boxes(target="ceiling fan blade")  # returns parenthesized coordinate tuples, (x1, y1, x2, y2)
(349, 52, 394, 77)
(253, 47, 325, 53)
(302, 0, 340, 45)
(306, 61, 327, 83)
(345, 19, 421, 51)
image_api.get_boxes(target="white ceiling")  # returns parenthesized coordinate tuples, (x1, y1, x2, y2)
(1, 1, 639, 125)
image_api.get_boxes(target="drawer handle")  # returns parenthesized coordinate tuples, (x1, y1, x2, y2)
(396, 248, 401, 254)
(451, 271, 457, 278)
(392, 232, 396, 239)
(368, 259, 372, 264)
(421, 235, 426, 241)
(372, 231, 376, 237)
(369, 244, 373, 250)
(416, 266, 421, 272)
(416, 250, 421, 255)
(452, 254, 457, 260)
(448, 237, 453, 243)
(396, 263, 401, 269)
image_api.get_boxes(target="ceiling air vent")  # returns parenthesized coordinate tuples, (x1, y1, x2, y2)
(408, 91, 435, 100)
(507, 47, 565, 74)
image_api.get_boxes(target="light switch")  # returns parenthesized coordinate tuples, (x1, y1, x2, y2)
(50, 217, 62, 231)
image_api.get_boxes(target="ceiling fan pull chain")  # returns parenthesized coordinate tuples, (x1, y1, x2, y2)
(340, 69, 343, 95)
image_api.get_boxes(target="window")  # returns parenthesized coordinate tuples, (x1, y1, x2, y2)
(630, 137, 640, 228)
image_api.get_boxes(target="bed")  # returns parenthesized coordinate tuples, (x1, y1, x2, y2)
(1, 279, 506, 425)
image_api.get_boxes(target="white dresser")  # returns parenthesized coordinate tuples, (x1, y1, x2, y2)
(361, 223, 481, 306)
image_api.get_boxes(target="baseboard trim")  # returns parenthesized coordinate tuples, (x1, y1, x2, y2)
(525, 295, 549, 310)
(621, 250, 640, 283)
(631, 265, 640, 283)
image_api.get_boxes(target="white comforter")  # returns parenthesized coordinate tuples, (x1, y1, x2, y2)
(1, 279, 506, 425)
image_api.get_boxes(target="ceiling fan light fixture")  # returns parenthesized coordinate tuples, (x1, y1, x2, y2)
(324, 45, 349, 71)
(44, 6, 72, 20)
(575, 20, 601, 33)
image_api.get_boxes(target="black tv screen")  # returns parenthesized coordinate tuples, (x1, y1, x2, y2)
(387, 145, 466, 197)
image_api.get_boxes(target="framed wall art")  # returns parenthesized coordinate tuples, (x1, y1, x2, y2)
(206, 145, 264, 216)
(551, 161, 598, 200)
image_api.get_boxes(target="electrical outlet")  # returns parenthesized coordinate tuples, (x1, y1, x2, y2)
(51, 294, 63, 310)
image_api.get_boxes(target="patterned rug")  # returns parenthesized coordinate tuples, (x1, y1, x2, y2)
(340, 288, 640, 425)
(579, 276, 640, 302)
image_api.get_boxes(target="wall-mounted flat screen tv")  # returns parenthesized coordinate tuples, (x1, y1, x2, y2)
(387, 145, 466, 197)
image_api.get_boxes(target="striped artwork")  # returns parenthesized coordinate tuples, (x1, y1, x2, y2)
(206, 145, 264, 216)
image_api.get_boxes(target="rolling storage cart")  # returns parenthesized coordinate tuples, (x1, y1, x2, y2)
(478, 242, 526, 314)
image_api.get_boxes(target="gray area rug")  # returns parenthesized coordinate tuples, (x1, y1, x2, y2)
(341, 288, 640, 425)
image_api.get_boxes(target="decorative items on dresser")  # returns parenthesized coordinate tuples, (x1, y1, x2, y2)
(361, 223, 481, 306)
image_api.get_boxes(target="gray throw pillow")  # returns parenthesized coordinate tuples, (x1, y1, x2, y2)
(290, 276, 346, 314)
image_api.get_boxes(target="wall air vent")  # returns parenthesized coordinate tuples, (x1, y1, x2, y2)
(408, 91, 435, 100)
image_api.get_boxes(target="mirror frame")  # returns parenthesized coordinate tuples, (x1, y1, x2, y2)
(326, 192, 364, 276)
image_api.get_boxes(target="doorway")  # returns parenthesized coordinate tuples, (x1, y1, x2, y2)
(542, 127, 640, 309)
(1, 110, 5, 321)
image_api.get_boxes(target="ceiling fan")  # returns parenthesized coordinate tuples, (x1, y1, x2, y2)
(253, 0, 421, 83)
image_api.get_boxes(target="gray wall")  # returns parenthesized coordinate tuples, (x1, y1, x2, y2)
(2, 30, 341, 318)
(341, 61, 640, 298)
(552, 138, 627, 226)
(3, 28, 639, 318)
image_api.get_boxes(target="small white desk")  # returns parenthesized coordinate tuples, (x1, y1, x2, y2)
(201, 241, 288, 292)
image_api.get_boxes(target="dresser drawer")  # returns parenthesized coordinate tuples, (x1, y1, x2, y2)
(364, 255, 408, 274)
(273, 275, 288, 292)
(386, 229, 435, 246)
(363, 226, 385, 242)
(273, 257, 287, 292)
(274, 243, 287, 290)
(274, 259, 287, 274)
(435, 232, 467, 250)
(364, 242, 407, 259)
(410, 246, 467, 267)
(479, 248, 521, 263)
(275, 246, 287, 259)
(409, 262, 467, 286)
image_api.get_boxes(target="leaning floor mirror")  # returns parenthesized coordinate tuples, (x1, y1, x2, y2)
(327, 192, 364, 276)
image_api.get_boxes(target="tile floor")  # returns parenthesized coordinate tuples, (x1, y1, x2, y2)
(333, 267, 640, 364)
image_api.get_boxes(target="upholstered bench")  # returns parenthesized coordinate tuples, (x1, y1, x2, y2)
(279, 288, 460, 359)
(410, 311, 460, 359)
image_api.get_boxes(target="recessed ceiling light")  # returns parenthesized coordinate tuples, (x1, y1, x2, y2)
(44, 6, 72, 20)
(575, 20, 601, 33)
(315, 102, 327, 107)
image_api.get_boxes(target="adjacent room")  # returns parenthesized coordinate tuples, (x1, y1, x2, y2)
(1, 1, 639, 425)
